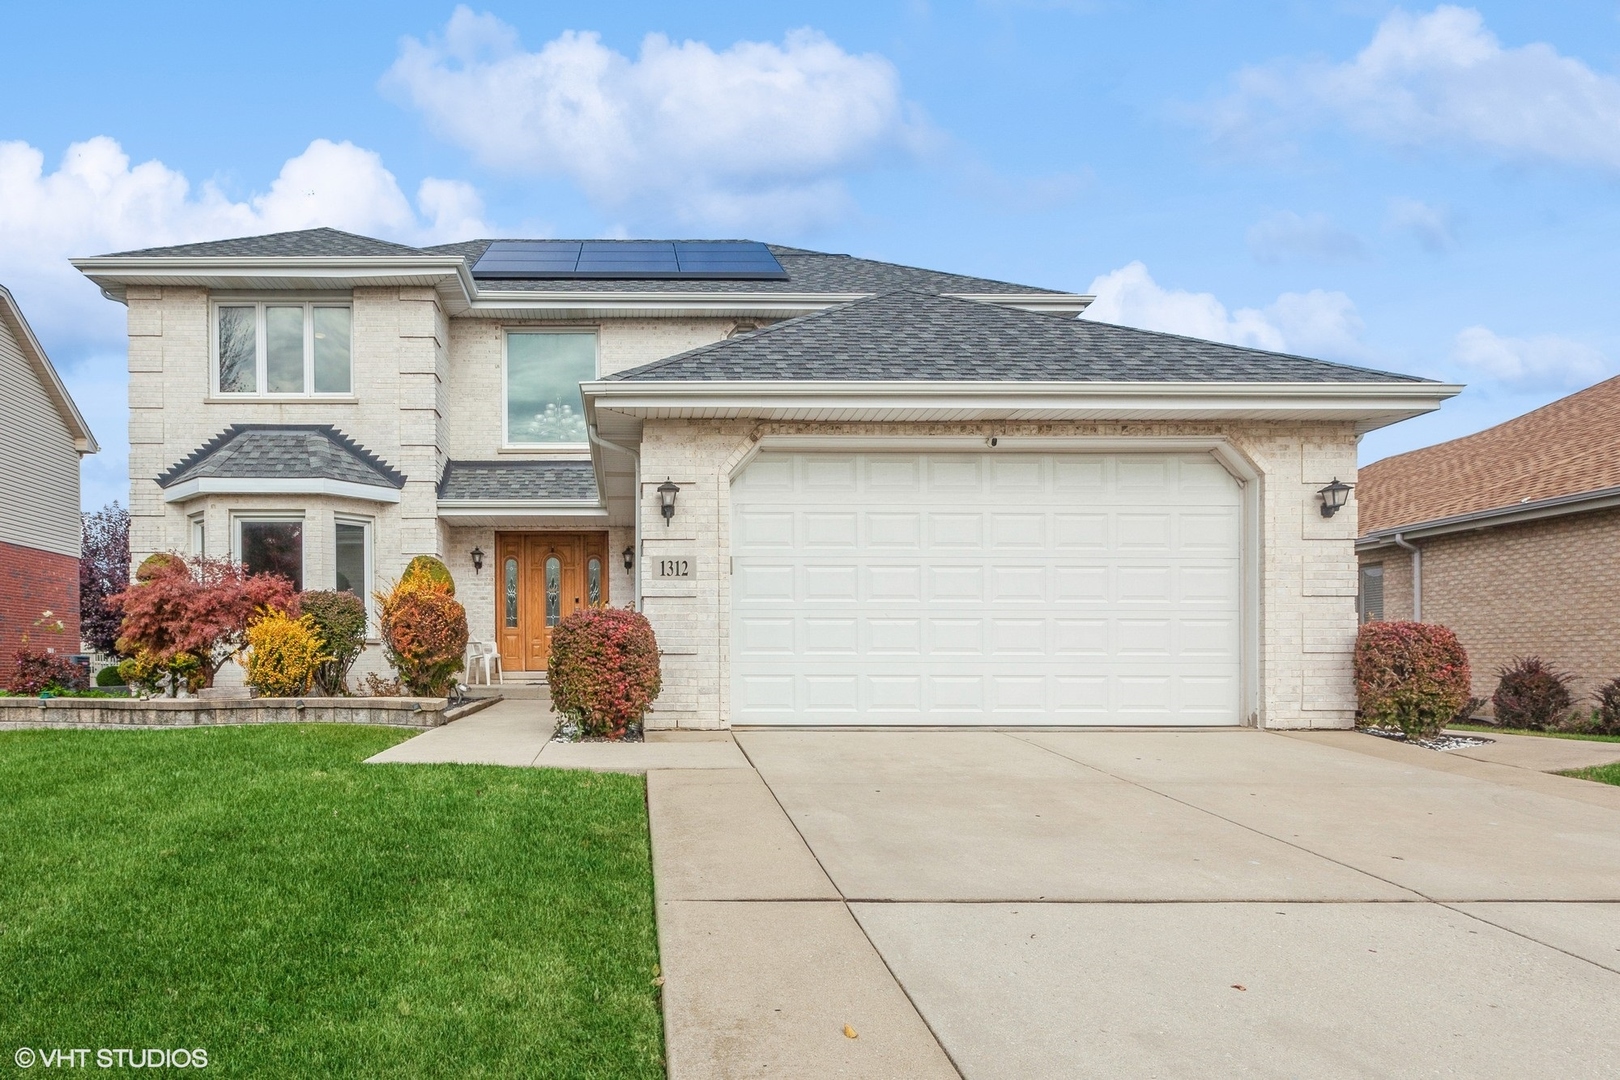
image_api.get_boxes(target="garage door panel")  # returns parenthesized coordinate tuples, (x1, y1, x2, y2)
(731, 452, 1244, 726)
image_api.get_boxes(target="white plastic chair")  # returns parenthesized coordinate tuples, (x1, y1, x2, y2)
(466, 640, 503, 686)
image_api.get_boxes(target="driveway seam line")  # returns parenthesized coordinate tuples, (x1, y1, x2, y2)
(1435, 903, 1620, 978)
(732, 735, 968, 1080)
(1003, 732, 1432, 902)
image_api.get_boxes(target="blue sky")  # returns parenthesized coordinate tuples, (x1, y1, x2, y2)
(3, 2, 1618, 511)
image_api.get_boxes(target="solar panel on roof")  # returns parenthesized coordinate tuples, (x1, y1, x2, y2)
(470, 239, 788, 280)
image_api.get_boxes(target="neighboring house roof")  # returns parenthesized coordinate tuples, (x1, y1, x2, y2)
(100, 227, 428, 259)
(1358, 375, 1620, 538)
(606, 290, 1428, 384)
(0, 284, 98, 454)
(157, 425, 406, 492)
(437, 461, 598, 502)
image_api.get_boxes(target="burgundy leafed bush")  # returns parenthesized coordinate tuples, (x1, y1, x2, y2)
(548, 607, 662, 739)
(1353, 621, 1471, 739)
(7, 648, 89, 694)
(1491, 657, 1574, 731)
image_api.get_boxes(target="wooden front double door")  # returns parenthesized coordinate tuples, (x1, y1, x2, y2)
(495, 532, 610, 672)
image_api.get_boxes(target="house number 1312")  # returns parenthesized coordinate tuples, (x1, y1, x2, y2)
(656, 558, 692, 578)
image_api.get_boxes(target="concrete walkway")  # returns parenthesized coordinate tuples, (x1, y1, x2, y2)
(364, 699, 749, 770)
(653, 728, 1620, 1079)
(1441, 728, 1620, 773)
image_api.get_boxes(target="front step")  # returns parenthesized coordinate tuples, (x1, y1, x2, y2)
(465, 683, 551, 701)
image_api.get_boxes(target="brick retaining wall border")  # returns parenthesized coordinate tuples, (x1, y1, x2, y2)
(0, 695, 498, 730)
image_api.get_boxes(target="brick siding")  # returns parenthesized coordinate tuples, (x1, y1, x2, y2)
(1359, 506, 1620, 701)
(0, 539, 82, 684)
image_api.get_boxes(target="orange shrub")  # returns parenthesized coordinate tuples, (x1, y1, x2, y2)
(548, 607, 662, 739)
(377, 576, 467, 697)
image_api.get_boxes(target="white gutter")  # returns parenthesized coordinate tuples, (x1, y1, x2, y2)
(1357, 483, 1620, 548)
(70, 255, 477, 308)
(436, 500, 605, 516)
(583, 379, 1462, 432)
(588, 424, 643, 609)
(162, 477, 401, 503)
(1392, 533, 1422, 621)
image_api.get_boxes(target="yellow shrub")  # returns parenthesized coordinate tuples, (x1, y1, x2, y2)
(243, 610, 331, 697)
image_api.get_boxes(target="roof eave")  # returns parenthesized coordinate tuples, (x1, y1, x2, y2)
(0, 284, 99, 454)
(71, 255, 478, 314)
(1357, 482, 1620, 548)
(583, 380, 1462, 435)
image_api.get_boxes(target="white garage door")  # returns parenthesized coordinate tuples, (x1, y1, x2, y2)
(730, 451, 1244, 726)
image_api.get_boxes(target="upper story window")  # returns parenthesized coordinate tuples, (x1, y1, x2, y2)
(504, 330, 596, 446)
(214, 302, 352, 396)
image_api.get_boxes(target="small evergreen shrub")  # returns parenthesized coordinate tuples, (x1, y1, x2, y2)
(95, 665, 126, 687)
(300, 590, 368, 695)
(242, 609, 330, 697)
(1353, 621, 1471, 739)
(117, 650, 203, 696)
(548, 607, 662, 739)
(1491, 657, 1574, 731)
(402, 555, 455, 596)
(377, 577, 467, 696)
(1590, 676, 1620, 736)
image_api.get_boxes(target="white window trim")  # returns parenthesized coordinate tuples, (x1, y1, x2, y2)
(188, 513, 206, 556)
(231, 512, 307, 589)
(211, 300, 353, 398)
(501, 327, 597, 452)
(333, 514, 376, 628)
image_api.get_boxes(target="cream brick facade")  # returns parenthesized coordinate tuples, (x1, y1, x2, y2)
(1359, 507, 1620, 702)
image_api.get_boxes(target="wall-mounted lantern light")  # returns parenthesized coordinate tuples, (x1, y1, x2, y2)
(658, 479, 681, 525)
(1317, 478, 1353, 518)
(470, 546, 485, 573)
(623, 546, 636, 572)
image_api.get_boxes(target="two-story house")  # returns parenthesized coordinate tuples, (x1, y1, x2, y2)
(75, 228, 1456, 729)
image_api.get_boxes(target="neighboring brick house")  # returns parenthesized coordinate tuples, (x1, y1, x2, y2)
(0, 284, 99, 682)
(1356, 375, 1620, 701)
(75, 228, 1457, 729)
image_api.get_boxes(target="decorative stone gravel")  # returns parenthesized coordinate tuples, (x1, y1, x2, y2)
(551, 719, 645, 744)
(1362, 726, 1494, 752)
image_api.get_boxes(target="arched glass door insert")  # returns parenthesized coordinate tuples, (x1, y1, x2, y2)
(587, 557, 602, 606)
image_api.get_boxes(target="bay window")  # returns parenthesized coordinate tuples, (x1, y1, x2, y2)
(235, 516, 304, 590)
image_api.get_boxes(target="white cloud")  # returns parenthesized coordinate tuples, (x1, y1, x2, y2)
(383, 7, 926, 229)
(1384, 196, 1457, 251)
(0, 136, 486, 509)
(1451, 326, 1608, 385)
(1081, 261, 1368, 361)
(1246, 211, 1365, 264)
(1208, 5, 1620, 171)
(0, 136, 484, 345)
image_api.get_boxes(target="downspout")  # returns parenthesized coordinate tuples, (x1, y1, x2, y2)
(1392, 532, 1421, 622)
(588, 425, 641, 610)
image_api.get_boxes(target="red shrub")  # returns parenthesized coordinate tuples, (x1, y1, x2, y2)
(1353, 621, 1471, 739)
(548, 607, 662, 739)
(8, 647, 89, 694)
(108, 554, 298, 688)
(1491, 657, 1574, 731)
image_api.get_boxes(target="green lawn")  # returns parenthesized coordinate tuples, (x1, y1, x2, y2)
(0, 725, 663, 1078)
(1450, 723, 1620, 744)
(1560, 762, 1620, 786)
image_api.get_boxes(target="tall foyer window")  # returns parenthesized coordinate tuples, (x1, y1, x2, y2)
(215, 303, 352, 396)
(1358, 564, 1384, 623)
(504, 331, 595, 445)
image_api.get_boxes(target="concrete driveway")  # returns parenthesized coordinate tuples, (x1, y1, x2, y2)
(652, 728, 1620, 1079)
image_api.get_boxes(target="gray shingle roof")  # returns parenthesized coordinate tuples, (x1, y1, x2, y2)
(100, 227, 428, 259)
(97, 230, 1073, 297)
(606, 290, 1429, 384)
(437, 461, 598, 502)
(157, 425, 407, 489)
